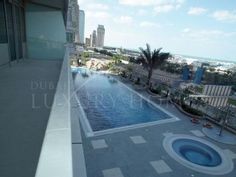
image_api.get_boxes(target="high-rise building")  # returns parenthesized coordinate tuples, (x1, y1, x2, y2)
(89, 34, 92, 47)
(79, 10, 85, 44)
(85, 38, 91, 47)
(96, 25, 105, 47)
(66, 0, 79, 43)
(74, 3, 80, 43)
(91, 30, 97, 47)
(193, 67, 204, 84)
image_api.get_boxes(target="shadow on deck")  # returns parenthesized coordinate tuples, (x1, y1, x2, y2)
(0, 59, 62, 177)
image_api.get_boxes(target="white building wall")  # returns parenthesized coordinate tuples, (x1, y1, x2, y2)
(96, 25, 105, 47)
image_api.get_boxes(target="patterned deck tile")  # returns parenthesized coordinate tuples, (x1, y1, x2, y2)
(150, 160, 172, 174)
(190, 130, 205, 137)
(102, 168, 124, 177)
(130, 136, 146, 144)
(91, 139, 108, 149)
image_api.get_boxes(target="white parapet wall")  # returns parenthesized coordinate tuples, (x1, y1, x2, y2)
(35, 47, 73, 177)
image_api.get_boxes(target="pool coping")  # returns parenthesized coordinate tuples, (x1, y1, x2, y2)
(75, 71, 180, 137)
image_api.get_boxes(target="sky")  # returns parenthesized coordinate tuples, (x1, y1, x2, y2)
(77, 0, 236, 61)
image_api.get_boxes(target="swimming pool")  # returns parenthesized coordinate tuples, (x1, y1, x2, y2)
(73, 67, 178, 136)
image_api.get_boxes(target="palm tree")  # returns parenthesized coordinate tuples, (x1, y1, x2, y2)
(138, 44, 170, 86)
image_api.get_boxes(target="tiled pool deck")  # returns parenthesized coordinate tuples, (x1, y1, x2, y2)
(80, 83, 236, 177)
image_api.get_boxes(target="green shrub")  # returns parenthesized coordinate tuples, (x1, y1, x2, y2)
(134, 77, 140, 85)
(150, 86, 162, 94)
(181, 103, 203, 116)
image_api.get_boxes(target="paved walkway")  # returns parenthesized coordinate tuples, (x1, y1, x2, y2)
(81, 78, 236, 177)
(203, 126, 236, 145)
(0, 60, 61, 177)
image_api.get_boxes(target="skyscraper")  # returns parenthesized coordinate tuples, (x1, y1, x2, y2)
(85, 38, 91, 47)
(79, 10, 85, 44)
(96, 25, 105, 48)
(91, 30, 97, 47)
(193, 67, 204, 84)
(66, 0, 79, 43)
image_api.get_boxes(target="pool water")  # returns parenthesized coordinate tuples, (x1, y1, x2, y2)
(173, 139, 222, 167)
(73, 67, 173, 131)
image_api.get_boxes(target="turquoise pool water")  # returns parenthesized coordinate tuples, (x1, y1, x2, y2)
(173, 139, 222, 167)
(73, 67, 173, 131)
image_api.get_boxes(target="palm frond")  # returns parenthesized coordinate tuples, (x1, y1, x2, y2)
(139, 45, 151, 68)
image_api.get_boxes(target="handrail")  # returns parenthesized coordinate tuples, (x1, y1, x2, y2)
(35, 46, 73, 177)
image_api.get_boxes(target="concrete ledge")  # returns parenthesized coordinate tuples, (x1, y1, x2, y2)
(35, 47, 73, 177)
(171, 100, 202, 119)
(71, 68, 87, 177)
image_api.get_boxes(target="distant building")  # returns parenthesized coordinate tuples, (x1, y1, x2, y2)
(96, 25, 105, 47)
(79, 10, 85, 44)
(85, 38, 90, 47)
(193, 67, 204, 84)
(182, 65, 190, 81)
(91, 30, 97, 47)
(74, 4, 80, 43)
(66, 0, 79, 43)
(89, 34, 92, 47)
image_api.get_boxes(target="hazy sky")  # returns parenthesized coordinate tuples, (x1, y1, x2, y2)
(77, 0, 236, 61)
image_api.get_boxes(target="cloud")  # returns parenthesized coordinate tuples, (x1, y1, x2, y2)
(188, 7, 207, 15)
(86, 11, 111, 19)
(212, 10, 236, 22)
(138, 9, 148, 16)
(86, 3, 109, 10)
(154, 4, 175, 13)
(183, 28, 190, 33)
(119, 0, 156, 6)
(154, 0, 185, 14)
(140, 21, 160, 28)
(114, 16, 133, 24)
(119, 0, 185, 8)
(182, 28, 236, 41)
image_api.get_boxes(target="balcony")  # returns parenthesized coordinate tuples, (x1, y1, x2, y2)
(0, 46, 87, 177)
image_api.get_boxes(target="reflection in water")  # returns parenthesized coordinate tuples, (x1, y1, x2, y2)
(108, 78, 118, 84)
(81, 72, 89, 78)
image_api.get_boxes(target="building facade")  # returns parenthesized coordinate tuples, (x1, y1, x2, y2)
(0, 0, 68, 64)
(96, 25, 105, 48)
(85, 37, 90, 47)
(193, 67, 204, 84)
(91, 30, 96, 47)
(79, 10, 85, 44)
(66, 0, 79, 43)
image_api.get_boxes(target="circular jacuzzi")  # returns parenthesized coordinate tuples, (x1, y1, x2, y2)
(163, 134, 234, 175)
(173, 138, 222, 167)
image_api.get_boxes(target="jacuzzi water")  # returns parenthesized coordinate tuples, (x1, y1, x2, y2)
(172, 139, 222, 167)
(73, 67, 174, 131)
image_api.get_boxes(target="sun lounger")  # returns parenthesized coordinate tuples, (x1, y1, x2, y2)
(191, 118, 200, 124)
(203, 122, 213, 128)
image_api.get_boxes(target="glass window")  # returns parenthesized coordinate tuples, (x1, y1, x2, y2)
(0, 0, 7, 43)
(20, 7, 26, 42)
